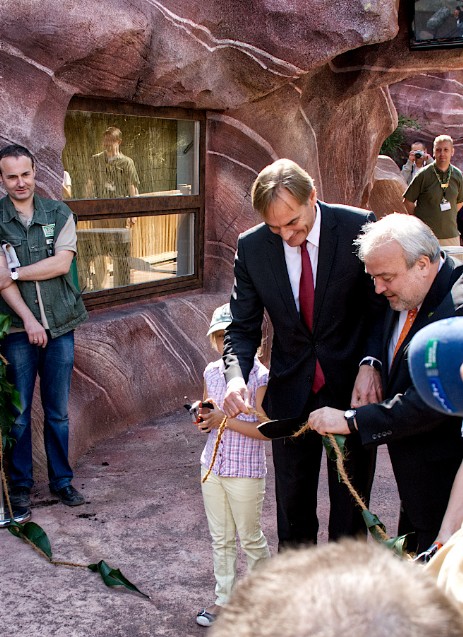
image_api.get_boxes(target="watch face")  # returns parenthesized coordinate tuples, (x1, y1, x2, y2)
(345, 409, 356, 419)
(11, 271, 18, 280)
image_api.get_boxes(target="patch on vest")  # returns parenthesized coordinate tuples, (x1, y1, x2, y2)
(42, 223, 55, 238)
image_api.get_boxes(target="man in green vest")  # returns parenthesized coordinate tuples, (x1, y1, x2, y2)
(0, 144, 88, 510)
(403, 135, 463, 246)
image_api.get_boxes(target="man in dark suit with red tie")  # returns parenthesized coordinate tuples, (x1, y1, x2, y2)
(308, 213, 463, 553)
(222, 158, 385, 547)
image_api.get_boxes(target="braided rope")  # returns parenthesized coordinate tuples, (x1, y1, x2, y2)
(202, 406, 389, 541)
(294, 420, 389, 541)
(201, 414, 228, 483)
(201, 406, 266, 483)
(0, 439, 14, 520)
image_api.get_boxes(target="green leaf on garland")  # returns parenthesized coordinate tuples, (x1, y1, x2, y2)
(362, 508, 386, 532)
(0, 314, 12, 338)
(10, 387, 23, 413)
(383, 534, 409, 556)
(322, 434, 346, 461)
(323, 435, 347, 482)
(8, 521, 52, 559)
(88, 560, 150, 599)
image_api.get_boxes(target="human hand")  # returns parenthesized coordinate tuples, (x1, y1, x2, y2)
(308, 407, 349, 436)
(23, 316, 48, 347)
(223, 377, 249, 417)
(200, 402, 226, 433)
(351, 365, 382, 407)
(0, 266, 13, 290)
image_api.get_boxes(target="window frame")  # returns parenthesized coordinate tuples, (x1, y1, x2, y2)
(65, 97, 206, 310)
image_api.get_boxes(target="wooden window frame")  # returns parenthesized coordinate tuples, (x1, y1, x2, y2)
(65, 97, 206, 310)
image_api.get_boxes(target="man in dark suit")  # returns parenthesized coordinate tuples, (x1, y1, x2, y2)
(308, 213, 463, 553)
(222, 158, 385, 547)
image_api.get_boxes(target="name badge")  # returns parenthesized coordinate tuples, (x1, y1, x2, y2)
(440, 200, 451, 211)
(42, 223, 55, 238)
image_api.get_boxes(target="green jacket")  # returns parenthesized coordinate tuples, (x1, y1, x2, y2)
(0, 194, 88, 338)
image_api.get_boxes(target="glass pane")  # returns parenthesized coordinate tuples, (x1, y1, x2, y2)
(63, 112, 199, 200)
(76, 213, 195, 292)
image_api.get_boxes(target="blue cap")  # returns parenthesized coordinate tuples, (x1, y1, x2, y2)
(408, 317, 463, 417)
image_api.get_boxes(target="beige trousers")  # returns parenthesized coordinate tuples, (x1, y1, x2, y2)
(201, 467, 270, 606)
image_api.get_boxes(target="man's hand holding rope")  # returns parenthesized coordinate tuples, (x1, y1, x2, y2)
(306, 407, 351, 436)
(223, 376, 250, 417)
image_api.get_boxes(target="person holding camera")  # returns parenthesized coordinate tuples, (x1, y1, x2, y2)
(193, 303, 270, 628)
(403, 135, 463, 246)
(401, 141, 430, 185)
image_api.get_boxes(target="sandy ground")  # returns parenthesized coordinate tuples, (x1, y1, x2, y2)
(0, 411, 400, 636)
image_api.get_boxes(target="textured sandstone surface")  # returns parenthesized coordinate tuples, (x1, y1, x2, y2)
(389, 71, 463, 166)
(1, 1, 463, 476)
(369, 155, 408, 219)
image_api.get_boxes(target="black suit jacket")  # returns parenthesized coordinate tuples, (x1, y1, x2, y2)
(356, 256, 463, 530)
(223, 201, 385, 420)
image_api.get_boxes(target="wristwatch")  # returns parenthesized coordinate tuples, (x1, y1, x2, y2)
(10, 269, 19, 281)
(359, 356, 382, 371)
(344, 409, 357, 434)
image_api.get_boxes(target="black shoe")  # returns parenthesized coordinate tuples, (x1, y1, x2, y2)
(9, 486, 31, 508)
(51, 485, 85, 507)
(11, 505, 32, 524)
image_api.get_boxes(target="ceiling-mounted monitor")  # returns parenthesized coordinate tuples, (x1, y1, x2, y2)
(410, 1, 463, 50)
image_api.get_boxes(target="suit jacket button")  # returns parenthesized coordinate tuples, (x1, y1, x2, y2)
(387, 430, 392, 436)
(372, 434, 377, 440)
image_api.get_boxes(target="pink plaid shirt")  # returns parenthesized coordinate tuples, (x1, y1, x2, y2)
(200, 357, 268, 478)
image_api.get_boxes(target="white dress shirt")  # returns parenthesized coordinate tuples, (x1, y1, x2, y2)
(283, 203, 321, 312)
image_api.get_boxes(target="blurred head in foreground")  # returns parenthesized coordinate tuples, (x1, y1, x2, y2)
(211, 539, 463, 637)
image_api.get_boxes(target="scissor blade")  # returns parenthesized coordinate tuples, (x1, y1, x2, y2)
(257, 416, 307, 440)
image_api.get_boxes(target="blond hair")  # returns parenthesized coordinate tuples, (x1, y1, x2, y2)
(433, 134, 453, 151)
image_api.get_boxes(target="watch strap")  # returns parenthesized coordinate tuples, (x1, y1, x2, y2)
(359, 356, 382, 371)
(344, 410, 357, 434)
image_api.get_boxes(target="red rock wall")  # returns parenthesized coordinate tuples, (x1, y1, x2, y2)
(390, 71, 463, 168)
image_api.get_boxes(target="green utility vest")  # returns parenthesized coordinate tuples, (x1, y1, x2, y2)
(0, 194, 88, 338)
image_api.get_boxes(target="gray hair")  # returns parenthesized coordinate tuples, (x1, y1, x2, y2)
(251, 158, 314, 218)
(355, 214, 440, 268)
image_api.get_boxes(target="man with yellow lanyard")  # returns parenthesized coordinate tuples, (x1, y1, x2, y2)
(403, 135, 463, 247)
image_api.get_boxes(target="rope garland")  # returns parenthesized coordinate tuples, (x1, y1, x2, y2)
(201, 406, 265, 484)
(294, 420, 389, 541)
(202, 409, 390, 542)
(201, 414, 228, 483)
(0, 439, 14, 520)
(1, 441, 88, 568)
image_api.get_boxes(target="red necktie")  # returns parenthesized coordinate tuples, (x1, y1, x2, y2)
(300, 241, 325, 393)
(393, 308, 418, 359)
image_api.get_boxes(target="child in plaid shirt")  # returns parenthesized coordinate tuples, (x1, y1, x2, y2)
(195, 303, 270, 627)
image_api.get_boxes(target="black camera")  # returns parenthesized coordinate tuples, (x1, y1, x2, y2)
(184, 399, 214, 426)
(414, 151, 423, 159)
